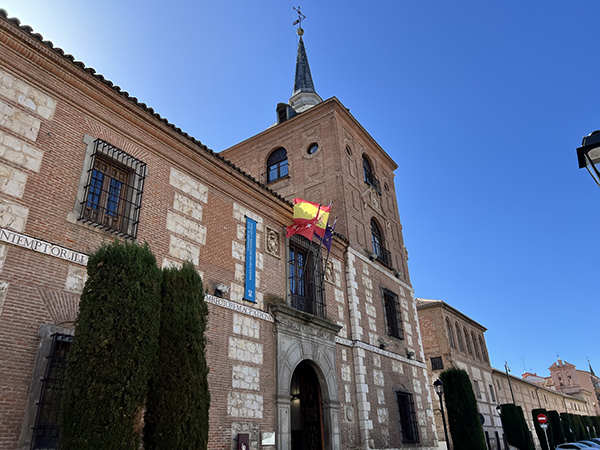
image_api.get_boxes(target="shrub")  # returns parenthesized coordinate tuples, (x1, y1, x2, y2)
(547, 410, 565, 444)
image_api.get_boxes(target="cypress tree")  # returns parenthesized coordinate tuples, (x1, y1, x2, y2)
(532, 408, 554, 450)
(582, 416, 593, 439)
(439, 367, 486, 450)
(61, 240, 162, 450)
(548, 410, 565, 444)
(499, 403, 533, 450)
(561, 412, 575, 442)
(144, 262, 210, 449)
(571, 414, 586, 440)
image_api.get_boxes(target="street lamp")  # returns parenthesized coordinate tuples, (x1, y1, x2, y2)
(433, 379, 451, 450)
(576, 130, 600, 187)
(496, 405, 508, 450)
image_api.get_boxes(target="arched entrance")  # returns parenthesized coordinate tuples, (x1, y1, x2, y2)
(290, 361, 324, 450)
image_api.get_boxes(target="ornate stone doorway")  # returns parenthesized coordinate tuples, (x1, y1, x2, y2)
(271, 303, 342, 450)
(291, 360, 324, 450)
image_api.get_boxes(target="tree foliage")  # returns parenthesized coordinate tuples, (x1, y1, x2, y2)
(499, 403, 533, 450)
(560, 413, 575, 442)
(144, 262, 210, 449)
(61, 241, 162, 450)
(439, 367, 486, 450)
(547, 410, 565, 445)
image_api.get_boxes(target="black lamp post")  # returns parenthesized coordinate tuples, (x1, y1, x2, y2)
(577, 130, 600, 187)
(433, 379, 451, 450)
(496, 405, 508, 450)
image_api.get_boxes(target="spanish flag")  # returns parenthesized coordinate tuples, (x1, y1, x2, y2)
(286, 198, 331, 239)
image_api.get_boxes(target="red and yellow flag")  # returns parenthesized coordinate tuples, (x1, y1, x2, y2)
(286, 198, 330, 239)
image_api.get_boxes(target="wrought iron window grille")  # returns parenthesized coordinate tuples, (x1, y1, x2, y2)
(396, 389, 420, 443)
(30, 333, 73, 450)
(79, 139, 146, 239)
(288, 234, 327, 319)
(382, 288, 404, 339)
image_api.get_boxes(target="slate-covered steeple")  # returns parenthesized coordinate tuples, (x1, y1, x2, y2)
(289, 28, 322, 113)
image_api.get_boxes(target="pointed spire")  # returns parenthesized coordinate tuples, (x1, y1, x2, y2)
(293, 36, 316, 95)
(589, 359, 596, 377)
(289, 27, 322, 113)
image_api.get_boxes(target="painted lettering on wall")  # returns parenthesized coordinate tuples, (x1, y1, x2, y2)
(0, 228, 88, 266)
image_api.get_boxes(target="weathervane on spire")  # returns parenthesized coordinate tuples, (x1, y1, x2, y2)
(292, 6, 306, 36)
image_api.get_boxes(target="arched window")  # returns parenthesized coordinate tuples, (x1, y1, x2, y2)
(471, 331, 480, 359)
(455, 322, 464, 352)
(446, 318, 455, 348)
(362, 155, 380, 192)
(267, 147, 288, 183)
(464, 327, 472, 354)
(479, 336, 489, 363)
(370, 219, 391, 267)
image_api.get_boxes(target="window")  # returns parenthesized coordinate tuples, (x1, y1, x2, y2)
(431, 357, 444, 371)
(307, 143, 318, 155)
(267, 147, 288, 183)
(395, 390, 419, 443)
(382, 288, 403, 339)
(30, 333, 72, 450)
(288, 234, 326, 318)
(76, 136, 146, 238)
(362, 155, 381, 193)
(370, 218, 392, 267)
(489, 384, 496, 402)
(471, 331, 480, 360)
(473, 380, 482, 399)
(496, 379, 502, 390)
(479, 336, 489, 363)
(464, 326, 473, 355)
(531, 390, 535, 399)
(544, 394, 548, 404)
(446, 318, 455, 348)
(455, 322, 464, 351)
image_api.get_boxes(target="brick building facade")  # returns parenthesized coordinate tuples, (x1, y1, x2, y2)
(416, 298, 592, 450)
(0, 11, 437, 450)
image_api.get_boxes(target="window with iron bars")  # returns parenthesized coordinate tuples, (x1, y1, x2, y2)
(362, 155, 381, 194)
(30, 333, 72, 450)
(78, 138, 146, 239)
(288, 234, 326, 318)
(371, 219, 392, 268)
(382, 287, 404, 339)
(396, 389, 420, 443)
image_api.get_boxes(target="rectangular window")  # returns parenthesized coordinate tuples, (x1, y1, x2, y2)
(382, 288, 403, 339)
(77, 137, 146, 238)
(489, 384, 496, 402)
(288, 235, 326, 318)
(473, 379, 482, 399)
(396, 390, 419, 443)
(30, 333, 72, 450)
(496, 379, 502, 390)
(431, 357, 444, 371)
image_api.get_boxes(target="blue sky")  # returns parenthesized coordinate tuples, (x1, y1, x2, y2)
(4, 0, 599, 379)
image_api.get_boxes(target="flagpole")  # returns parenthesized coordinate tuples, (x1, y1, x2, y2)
(322, 216, 337, 283)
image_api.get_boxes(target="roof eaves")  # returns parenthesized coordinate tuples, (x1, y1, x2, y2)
(0, 9, 292, 208)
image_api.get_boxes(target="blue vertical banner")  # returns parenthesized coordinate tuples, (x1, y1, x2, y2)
(244, 217, 257, 302)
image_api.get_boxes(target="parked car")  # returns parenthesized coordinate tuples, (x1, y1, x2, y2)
(579, 441, 600, 448)
(557, 444, 595, 449)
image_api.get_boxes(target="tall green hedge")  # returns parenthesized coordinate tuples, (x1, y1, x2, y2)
(561, 413, 575, 442)
(547, 410, 565, 444)
(582, 416, 593, 439)
(571, 414, 586, 440)
(591, 416, 600, 437)
(499, 403, 534, 450)
(532, 408, 554, 450)
(61, 241, 162, 450)
(439, 368, 486, 450)
(144, 262, 210, 450)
